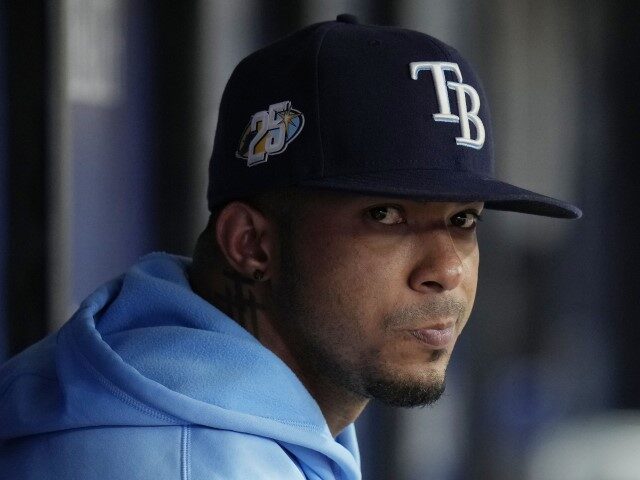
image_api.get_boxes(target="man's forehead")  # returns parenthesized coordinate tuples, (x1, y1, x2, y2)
(413, 199, 485, 209)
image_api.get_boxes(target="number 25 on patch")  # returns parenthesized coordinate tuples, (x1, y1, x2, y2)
(236, 101, 305, 167)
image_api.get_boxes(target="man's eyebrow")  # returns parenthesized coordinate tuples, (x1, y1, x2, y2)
(410, 199, 485, 207)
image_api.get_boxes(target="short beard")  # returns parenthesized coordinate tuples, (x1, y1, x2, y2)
(361, 364, 446, 407)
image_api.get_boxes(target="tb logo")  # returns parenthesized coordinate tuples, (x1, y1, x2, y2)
(410, 61, 485, 150)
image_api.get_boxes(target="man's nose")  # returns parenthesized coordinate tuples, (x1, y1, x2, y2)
(408, 229, 464, 293)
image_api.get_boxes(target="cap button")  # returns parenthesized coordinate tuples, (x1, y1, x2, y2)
(336, 14, 358, 24)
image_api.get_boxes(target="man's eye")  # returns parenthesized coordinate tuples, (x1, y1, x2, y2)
(368, 206, 405, 225)
(450, 211, 481, 229)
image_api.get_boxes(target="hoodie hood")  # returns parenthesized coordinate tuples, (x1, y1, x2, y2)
(0, 253, 360, 479)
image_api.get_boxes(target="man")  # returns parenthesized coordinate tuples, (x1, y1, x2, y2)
(0, 14, 580, 480)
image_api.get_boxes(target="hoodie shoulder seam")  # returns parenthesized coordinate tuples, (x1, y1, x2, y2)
(70, 325, 181, 424)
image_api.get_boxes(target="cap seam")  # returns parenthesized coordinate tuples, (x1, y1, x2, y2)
(420, 34, 452, 62)
(314, 23, 342, 178)
(418, 36, 468, 169)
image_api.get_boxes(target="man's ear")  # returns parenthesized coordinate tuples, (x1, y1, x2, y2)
(215, 201, 274, 280)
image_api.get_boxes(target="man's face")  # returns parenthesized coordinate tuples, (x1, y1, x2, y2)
(270, 192, 482, 407)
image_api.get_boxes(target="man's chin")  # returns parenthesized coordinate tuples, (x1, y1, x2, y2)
(363, 374, 446, 408)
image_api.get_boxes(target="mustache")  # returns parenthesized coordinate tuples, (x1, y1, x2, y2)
(383, 297, 467, 329)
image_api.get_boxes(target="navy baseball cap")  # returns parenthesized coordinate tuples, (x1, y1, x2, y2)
(207, 14, 582, 219)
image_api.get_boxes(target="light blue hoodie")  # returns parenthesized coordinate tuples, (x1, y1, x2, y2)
(0, 253, 361, 479)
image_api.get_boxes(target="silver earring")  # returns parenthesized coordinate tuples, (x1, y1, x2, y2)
(253, 269, 264, 281)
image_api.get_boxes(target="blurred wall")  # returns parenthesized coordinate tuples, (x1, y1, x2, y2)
(2, 1, 639, 479)
(65, 0, 157, 313)
(0, 2, 7, 361)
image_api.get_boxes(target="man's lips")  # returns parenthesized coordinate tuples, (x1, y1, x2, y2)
(409, 323, 455, 349)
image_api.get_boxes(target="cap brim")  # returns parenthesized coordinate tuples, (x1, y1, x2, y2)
(300, 169, 582, 219)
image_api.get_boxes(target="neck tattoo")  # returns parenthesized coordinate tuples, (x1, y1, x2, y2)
(212, 269, 265, 336)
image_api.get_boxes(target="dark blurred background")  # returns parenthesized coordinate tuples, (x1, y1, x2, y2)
(2, 1, 640, 479)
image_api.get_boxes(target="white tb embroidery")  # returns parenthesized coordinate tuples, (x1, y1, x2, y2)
(410, 61, 485, 150)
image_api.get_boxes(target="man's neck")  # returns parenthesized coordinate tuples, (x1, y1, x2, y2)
(251, 314, 369, 437)
(189, 265, 368, 437)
